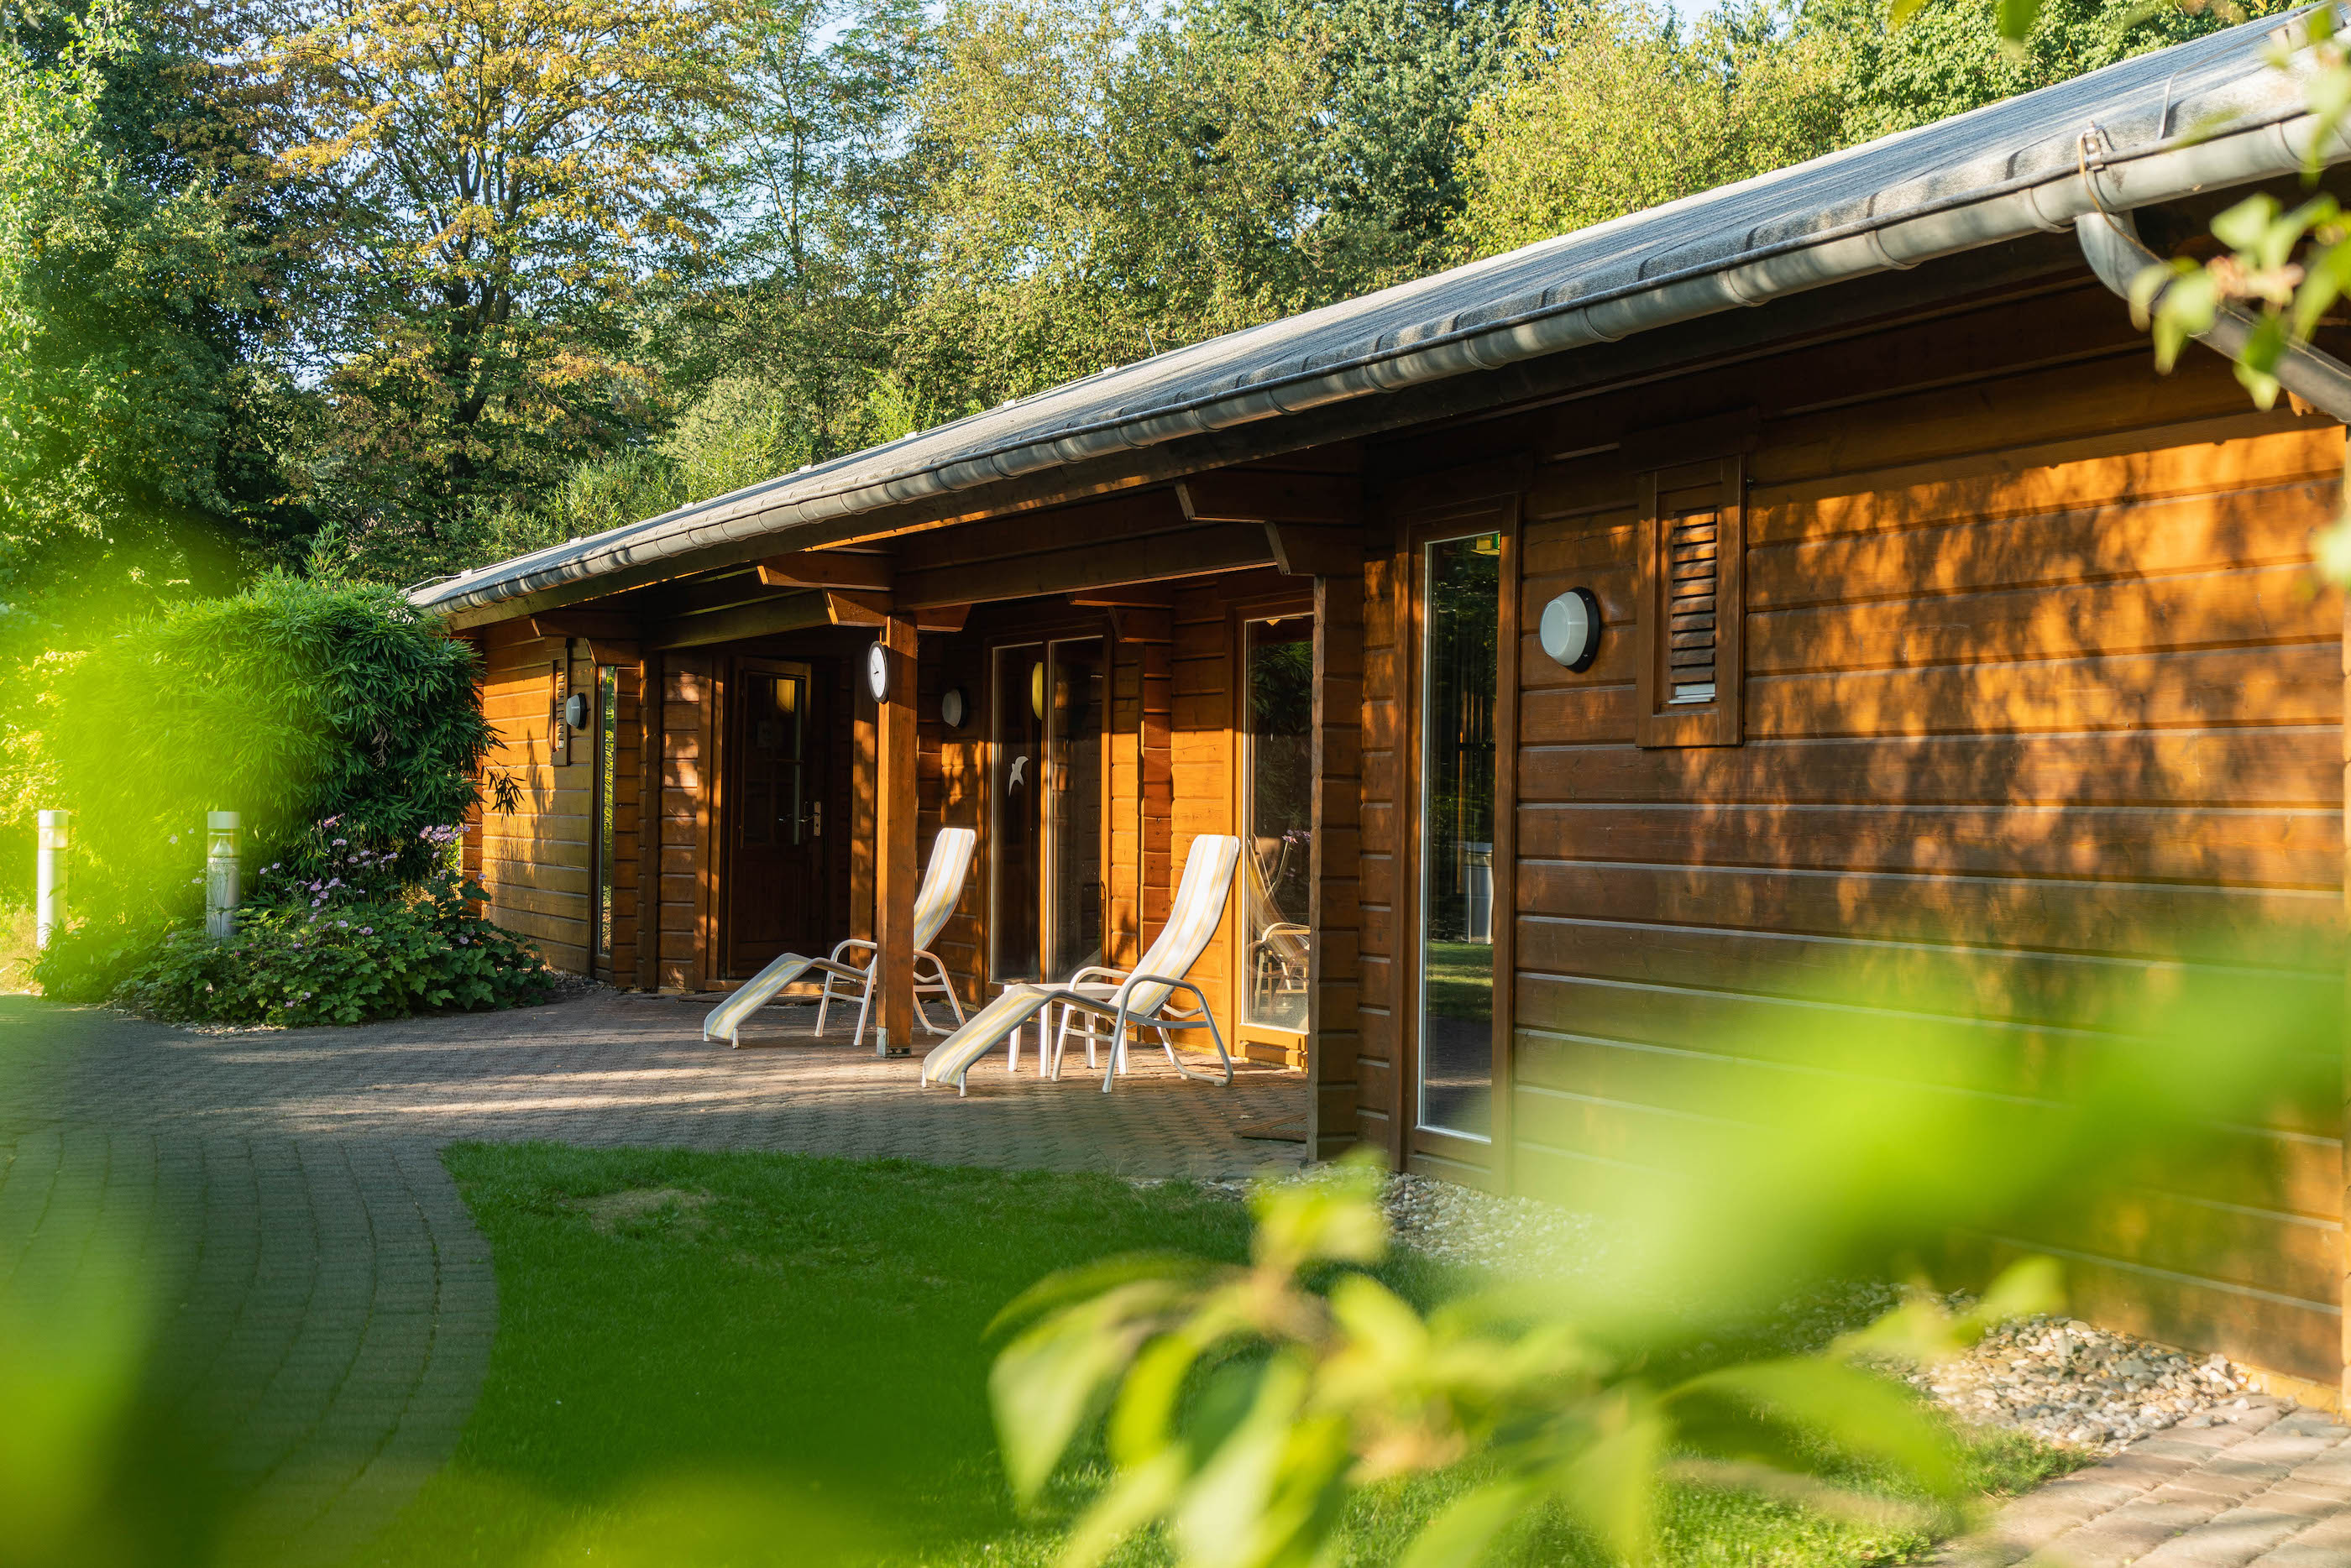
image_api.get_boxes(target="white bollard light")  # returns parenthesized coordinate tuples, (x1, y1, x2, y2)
(34, 810, 69, 949)
(205, 811, 241, 943)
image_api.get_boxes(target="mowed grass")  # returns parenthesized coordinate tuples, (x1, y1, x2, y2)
(358, 1143, 2075, 1568)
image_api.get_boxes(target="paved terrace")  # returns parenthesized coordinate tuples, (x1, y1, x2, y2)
(0, 990, 1306, 1566)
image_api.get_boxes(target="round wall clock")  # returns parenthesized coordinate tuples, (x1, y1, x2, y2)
(1539, 588, 1603, 671)
(940, 686, 968, 729)
(866, 640, 892, 703)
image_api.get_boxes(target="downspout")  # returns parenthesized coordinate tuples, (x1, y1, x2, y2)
(2077, 199, 2351, 1414)
(2075, 206, 2351, 418)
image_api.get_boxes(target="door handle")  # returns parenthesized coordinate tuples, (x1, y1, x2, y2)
(809, 800, 822, 839)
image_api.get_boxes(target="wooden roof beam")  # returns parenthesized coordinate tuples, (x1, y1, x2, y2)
(757, 549, 895, 592)
(646, 591, 830, 650)
(897, 523, 1274, 609)
(1176, 471, 1360, 525)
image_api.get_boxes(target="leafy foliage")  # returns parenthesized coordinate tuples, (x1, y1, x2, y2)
(992, 949, 2338, 1568)
(36, 575, 493, 926)
(992, 1161, 2053, 1568)
(233, 0, 748, 575)
(1453, 1, 1847, 261)
(107, 858, 550, 1026)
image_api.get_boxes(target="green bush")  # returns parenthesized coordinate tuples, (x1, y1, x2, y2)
(36, 574, 494, 930)
(109, 867, 552, 1027)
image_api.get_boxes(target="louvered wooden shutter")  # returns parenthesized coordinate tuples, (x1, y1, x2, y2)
(1663, 504, 1720, 706)
(1636, 456, 1744, 747)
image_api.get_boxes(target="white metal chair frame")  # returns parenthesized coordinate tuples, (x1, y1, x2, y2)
(814, 936, 966, 1048)
(703, 826, 975, 1049)
(917, 834, 1243, 1095)
(1048, 967, 1233, 1090)
(814, 825, 975, 1051)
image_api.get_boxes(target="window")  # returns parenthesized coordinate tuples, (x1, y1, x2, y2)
(1635, 455, 1745, 748)
(1417, 531, 1501, 1140)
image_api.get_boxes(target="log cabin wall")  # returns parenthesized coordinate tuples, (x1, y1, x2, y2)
(1361, 273, 2350, 1390)
(474, 622, 641, 981)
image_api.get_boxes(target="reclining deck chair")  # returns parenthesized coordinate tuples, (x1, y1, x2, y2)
(703, 826, 976, 1048)
(919, 834, 1242, 1095)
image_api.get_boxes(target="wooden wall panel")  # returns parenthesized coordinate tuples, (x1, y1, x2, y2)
(1499, 367, 2346, 1387)
(474, 625, 593, 974)
(1358, 551, 1402, 1158)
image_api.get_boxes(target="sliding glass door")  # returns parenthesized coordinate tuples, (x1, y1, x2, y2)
(1243, 616, 1313, 1037)
(990, 638, 1107, 984)
(1416, 532, 1502, 1139)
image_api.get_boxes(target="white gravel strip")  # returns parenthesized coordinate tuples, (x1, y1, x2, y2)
(1372, 1173, 2261, 1455)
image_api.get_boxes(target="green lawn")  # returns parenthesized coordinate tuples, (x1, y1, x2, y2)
(359, 1144, 2074, 1568)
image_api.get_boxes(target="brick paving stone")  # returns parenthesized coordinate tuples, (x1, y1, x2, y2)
(0, 989, 1309, 1565)
(1945, 1396, 2351, 1568)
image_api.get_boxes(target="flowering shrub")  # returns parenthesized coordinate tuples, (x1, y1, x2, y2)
(112, 865, 551, 1027)
(97, 820, 553, 1027)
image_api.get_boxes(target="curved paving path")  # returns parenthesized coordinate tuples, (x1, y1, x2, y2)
(0, 990, 1305, 1565)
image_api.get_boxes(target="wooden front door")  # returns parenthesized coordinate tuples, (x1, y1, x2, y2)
(726, 658, 827, 977)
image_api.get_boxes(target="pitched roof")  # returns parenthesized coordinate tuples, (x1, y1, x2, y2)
(415, 10, 2330, 619)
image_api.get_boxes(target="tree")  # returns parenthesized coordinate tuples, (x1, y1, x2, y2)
(1821, 0, 2283, 144)
(1450, 0, 1847, 262)
(234, 0, 747, 580)
(1207, 0, 1532, 292)
(896, 0, 1331, 409)
(0, 0, 319, 896)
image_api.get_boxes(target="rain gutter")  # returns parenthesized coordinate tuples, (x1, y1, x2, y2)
(420, 74, 2351, 621)
(2076, 205, 2351, 420)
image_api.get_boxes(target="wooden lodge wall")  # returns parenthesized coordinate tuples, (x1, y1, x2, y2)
(1355, 271, 2350, 1388)
(474, 624, 642, 980)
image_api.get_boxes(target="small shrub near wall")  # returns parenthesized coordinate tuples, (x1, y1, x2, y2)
(107, 825, 552, 1026)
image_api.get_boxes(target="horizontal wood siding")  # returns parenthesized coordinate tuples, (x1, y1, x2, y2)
(476, 625, 592, 971)
(1500, 326, 2346, 1383)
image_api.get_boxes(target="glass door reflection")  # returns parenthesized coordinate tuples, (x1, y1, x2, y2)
(1417, 533, 1500, 1139)
(989, 639, 1107, 984)
(1244, 617, 1313, 1033)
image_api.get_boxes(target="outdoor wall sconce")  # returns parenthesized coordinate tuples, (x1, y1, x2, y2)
(562, 692, 590, 729)
(940, 686, 969, 729)
(1540, 588, 1603, 671)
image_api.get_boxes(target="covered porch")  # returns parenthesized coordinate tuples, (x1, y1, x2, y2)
(458, 459, 1374, 1158)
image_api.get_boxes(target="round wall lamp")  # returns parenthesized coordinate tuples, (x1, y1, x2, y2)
(940, 686, 969, 729)
(1539, 588, 1603, 671)
(562, 692, 590, 729)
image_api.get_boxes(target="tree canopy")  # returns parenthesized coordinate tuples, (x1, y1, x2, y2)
(0, 0, 2274, 620)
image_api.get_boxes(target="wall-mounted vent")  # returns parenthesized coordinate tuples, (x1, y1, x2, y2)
(1635, 452, 1745, 748)
(1664, 508, 1720, 705)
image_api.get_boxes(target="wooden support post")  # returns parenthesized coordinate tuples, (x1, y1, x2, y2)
(875, 614, 920, 1053)
(1306, 570, 1367, 1162)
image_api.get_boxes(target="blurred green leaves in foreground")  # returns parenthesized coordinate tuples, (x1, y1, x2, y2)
(991, 934, 2340, 1568)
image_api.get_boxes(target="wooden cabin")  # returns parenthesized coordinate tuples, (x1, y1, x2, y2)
(419, 24, 2351, 1403)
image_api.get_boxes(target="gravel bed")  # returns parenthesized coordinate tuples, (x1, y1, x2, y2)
(1909, 1314, 2256, 1453)
(1371, 1173, 2263, 1455)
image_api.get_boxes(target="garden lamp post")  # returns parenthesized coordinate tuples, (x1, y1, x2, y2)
(206, 812, 241, 943)
(35, 810, 69, 949)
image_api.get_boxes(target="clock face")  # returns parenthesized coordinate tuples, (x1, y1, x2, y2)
(866, 641, 891, 703)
